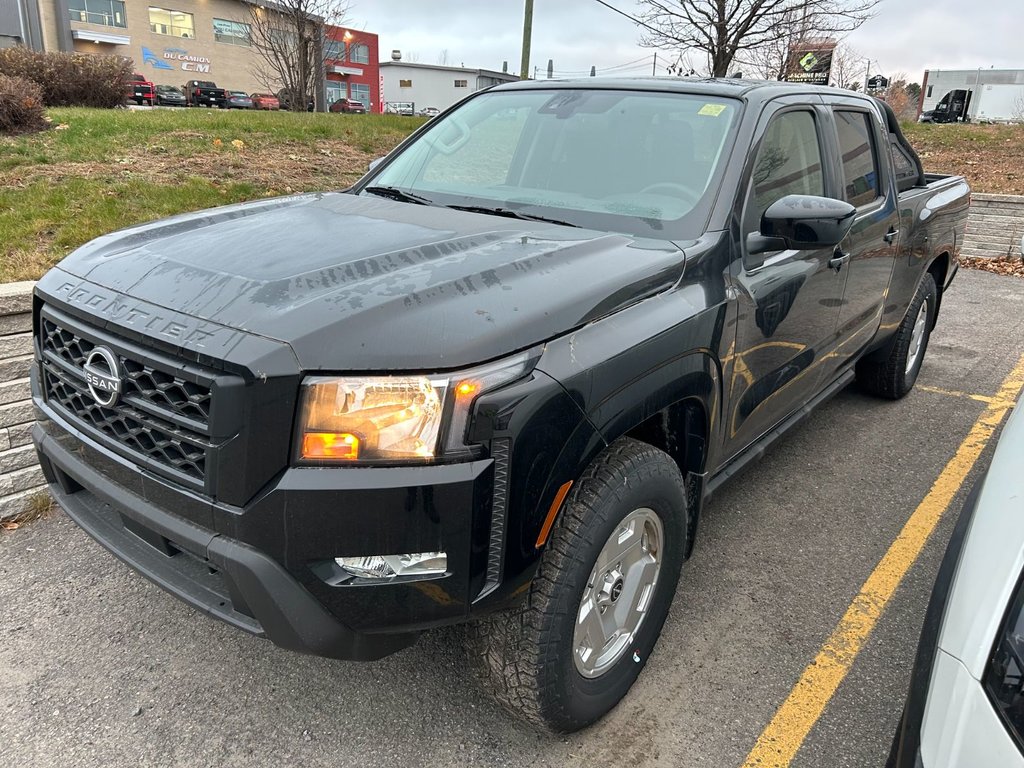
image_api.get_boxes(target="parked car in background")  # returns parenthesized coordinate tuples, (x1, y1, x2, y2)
(276, 88, 313, 112)
(251, 93, 280, 110)
(183, 80, 227, 108)
(418, 106, 440, 118)
(126, 74, 154, 106)
(154, 85, 186, 107)
(890, 237, 1024, 768)
(329, 98, 366, 114)
(225, 91, 254, 110)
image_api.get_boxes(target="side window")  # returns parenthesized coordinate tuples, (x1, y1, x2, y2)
(835, 110, 881, 207)
(889, 141, 919, 192)
(743, 110, 824, 236)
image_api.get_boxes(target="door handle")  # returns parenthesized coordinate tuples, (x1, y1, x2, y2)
(884, 228, 900, 244)
(829, 247, 851, 271)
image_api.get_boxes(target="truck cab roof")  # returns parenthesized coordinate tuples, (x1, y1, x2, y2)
(492, 76, 880, 107)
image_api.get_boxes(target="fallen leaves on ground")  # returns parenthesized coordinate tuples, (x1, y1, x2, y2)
(962, 254, 1024, 278)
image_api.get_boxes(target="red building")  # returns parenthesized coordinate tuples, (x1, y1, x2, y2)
(324, 26, 380, 112)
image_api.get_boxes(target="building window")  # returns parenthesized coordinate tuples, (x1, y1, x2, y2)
(399, 79, 412, 88)
(68, 0, 127, 28)
(149, 7, 194, 38)
(454, 79, 468, 88)
(213, 18, 249, 46)
(927, 85, 933, 97)
(326, 81, 346, 105)
(350, 83, 370, 108)
(350, 43, 369, 64)
(325, 40, 345, 61)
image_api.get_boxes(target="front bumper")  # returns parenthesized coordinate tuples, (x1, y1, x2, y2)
(34, 397, 496, 660)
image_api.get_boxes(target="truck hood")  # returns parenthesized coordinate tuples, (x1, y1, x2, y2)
(49, 192, 686, 371)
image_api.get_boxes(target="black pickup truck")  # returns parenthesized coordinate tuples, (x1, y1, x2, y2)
(31, 79, 968, 732)
(182, 79, 226, 108)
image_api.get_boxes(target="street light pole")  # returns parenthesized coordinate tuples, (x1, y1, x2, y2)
(520, 0, 534, 80)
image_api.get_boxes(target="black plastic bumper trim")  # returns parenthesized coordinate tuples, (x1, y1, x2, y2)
(34, 424, 419, 661)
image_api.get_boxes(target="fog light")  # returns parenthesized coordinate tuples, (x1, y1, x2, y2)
(336, 552, 447, 579)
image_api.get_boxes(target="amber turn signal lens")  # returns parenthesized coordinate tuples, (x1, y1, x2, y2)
(302, 432, 360, 460)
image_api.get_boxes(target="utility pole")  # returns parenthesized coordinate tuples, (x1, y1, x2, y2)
(653, 52, 657, 76)
(520, 0, 534, 80)
(864, 59, 870, 92)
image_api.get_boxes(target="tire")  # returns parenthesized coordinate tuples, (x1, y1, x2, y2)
(857, 272, 937, 400)
(467, 438, 688, 732)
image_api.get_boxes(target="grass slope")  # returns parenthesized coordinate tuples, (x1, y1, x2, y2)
(0, 107, 424, 282)
(902, 122, 1024, 196)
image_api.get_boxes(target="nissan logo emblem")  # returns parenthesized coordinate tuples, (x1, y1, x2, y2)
(83, 347, 122, 407)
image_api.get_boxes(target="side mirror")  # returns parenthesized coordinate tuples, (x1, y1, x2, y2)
(368, 156, 386, 172)
(747, 195, 857, 258)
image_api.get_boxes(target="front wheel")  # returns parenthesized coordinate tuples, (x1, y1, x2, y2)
(467, 438, 688, 732)
(857, 272, 937, 399)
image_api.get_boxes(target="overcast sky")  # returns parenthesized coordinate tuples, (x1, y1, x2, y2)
(348, 0, 1019, 85)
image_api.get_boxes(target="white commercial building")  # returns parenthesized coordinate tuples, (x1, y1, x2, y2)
(919, 68, 1024, 123)
(380, 61, 517, 113)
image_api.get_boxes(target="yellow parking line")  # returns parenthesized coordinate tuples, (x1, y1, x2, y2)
(741, 353, 1024, 768)
(918, 385, 998, 405)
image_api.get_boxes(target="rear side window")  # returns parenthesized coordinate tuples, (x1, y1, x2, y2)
(890, 142, 919, 192)
(835, 111, 881, 207)
(744, 110, 824, 236)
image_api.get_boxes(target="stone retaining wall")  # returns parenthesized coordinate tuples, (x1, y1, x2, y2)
(0, 281, 45, 523)
(962, 193, 1024, 259)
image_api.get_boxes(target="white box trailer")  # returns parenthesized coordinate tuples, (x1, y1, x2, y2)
(969, 83, 1024, 122)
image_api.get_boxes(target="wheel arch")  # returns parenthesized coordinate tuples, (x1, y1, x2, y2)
(561, 350, 721, 559)
(927, 250, 952, 327)
(621, 396, 710, 556)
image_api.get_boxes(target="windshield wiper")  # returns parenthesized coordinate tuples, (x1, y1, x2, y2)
(446, 204, 580, 228)
(362, 186, 435, 206)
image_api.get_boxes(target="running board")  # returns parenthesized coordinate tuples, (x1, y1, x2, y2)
(705, 369, 856, 500)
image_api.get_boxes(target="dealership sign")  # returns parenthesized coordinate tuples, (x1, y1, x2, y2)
(142, 47, 212, 74)
(784, 39, 837, 86)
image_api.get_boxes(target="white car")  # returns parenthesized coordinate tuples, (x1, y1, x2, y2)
(891, 397, 1024, 766)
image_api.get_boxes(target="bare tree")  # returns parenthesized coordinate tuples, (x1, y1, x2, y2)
(636, 0, 882, 78)
(829, 43, 863, 89)
(1012, 92, 1024, 123)
(247, 0, 349, 111)
(438, 49, 450, 66)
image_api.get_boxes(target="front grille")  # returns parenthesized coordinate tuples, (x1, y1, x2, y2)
(38, 307, 221, 491)
(41, 317, 212, 431)
(44, 368, 208, 481)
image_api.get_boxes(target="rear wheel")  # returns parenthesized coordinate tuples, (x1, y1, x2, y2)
(467, 438, 688, 732)
(857, 272, 937, 399)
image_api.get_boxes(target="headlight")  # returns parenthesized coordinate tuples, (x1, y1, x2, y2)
(296, 352, 534, 464)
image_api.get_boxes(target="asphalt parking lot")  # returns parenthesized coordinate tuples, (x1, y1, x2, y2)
(2, 267, 1023, 768)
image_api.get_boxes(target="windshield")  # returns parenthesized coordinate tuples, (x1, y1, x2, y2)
(361, 88, 740, 239)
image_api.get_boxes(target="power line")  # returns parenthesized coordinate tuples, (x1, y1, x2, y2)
(589, 0, 685, 44)
(550, 54, 656, 76)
